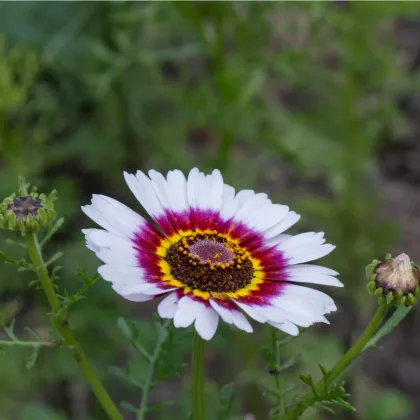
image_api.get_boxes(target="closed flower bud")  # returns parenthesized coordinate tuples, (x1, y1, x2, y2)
(366, 253, 420, 306)
(0, 191, 56, 235)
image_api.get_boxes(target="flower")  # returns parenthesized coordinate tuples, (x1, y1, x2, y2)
(367, 253, 420, 306)
(82, 168, 342, 340)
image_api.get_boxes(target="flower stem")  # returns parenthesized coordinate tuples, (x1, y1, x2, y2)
(284, 303, 393, 420)
(0, 339, 56, 348)
(191, 330, 205, 420)
(137, 319, 171, 420)
(26, 231, 122, 420)
(271, 328, 285, 418)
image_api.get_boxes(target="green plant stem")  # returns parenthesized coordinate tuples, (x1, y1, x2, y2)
(137, 319, 171, 420)
(284, 303, 393, 420)
(0, 339, 56, 348)
(271, 328, 285, 418)
(26, 231, 122, 420)
(191, 330, 205, 420)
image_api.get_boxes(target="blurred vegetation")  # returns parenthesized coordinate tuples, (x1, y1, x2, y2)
(1, 2, 420, 419)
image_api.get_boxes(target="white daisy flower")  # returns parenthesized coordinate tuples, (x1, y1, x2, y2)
(82, 168, 342, 341)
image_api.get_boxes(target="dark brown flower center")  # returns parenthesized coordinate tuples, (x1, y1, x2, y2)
(165, 232, 254, 292)
(7, 196, 44, 220)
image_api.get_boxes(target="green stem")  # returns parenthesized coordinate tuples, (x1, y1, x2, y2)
(284, 304, 392, 420)
(0, 339, 56, 348)
(137, 319, 171, 420)
(271, 328, 285, 418)
(26, 232, 122, 420)
(191, 330, 205, 420)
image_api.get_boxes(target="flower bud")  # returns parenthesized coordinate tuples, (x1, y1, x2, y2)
(366, 253, 420, 306)
(0, 191, 56, 235)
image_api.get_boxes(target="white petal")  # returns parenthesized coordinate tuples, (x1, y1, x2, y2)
(83, 228, 101, 252)
(219, 189, 255, 220)
(209, 299, 253, 333)
(83, 229, 137, 265)
(268, 320, 299, 336)
(270, 295, 330, 325)
(265, 234, 292, 247)
(219, 186, 298, 239)
(234, 301, 267, 323)
(255, 204, 290, 232)
(186, 168, 224, 212)
(222, 184, 235, 205)
(284, 264, 342, 287)
(157, 292, 180, 319)
(281, 284, 337, 314)
(277, 232, 335, 264)
(98, 264, 144, 284)
(124, 171, 165, 219)
(166, 170, 189, 212)
(122, 293, 155, 302)
(257, 306, 315, 328)
(82, 195, 144, 239)
(264, 211, 301, 239)
(231, 194, 292, 234)
(112, 282, 175, 296)
(173, 295, 202, 328)
(148, 170, 172, 210)
(194, 305, 219, 340)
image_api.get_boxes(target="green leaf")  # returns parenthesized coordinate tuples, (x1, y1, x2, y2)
(120, 401, 139, 414)
(40, 217, 64, 247)
(26, 346, 41, 369)
(278, 354, 300, 373)
(108, 366, 143, 388)
(363, 306, 412, 352)
(217, 383, 235, 420)
(116, 317, 151, 360)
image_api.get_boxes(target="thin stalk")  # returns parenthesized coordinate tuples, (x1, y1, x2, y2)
(137, 319, 171, 420)
(283, 303, 392, 420)
(0, 339, 56, 348)
(26, 231, 122, 420)
(271, 328, 285, 418)
(191, 330, 205, 420)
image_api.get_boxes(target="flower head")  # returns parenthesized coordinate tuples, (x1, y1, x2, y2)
(82, 168, 342, 340)
(0, 189, 56, 234)
(367, 253, 420, 306)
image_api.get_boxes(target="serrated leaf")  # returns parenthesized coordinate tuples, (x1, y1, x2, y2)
(109, 366, 143, 388)
(278, 335, 295, 346)
(0, 250, 16, 264)
(24, 327, 42, 341)
(279, 354, 300, 372)
(363, 306, 412, 352)
(4, 320, 18, 341)
(26, 346, 40, 369)
(331, 398, 356, 412)
(319, 364, 330, 390)
(45, 252, 64, 267)
(299, 374, 314, 388)
(117, 317, 132, 338)
(40, 217, 65, 247)
(120, 401, 138, 414)
(314, 402, 336, 414)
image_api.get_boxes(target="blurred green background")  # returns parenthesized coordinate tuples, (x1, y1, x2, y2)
(1, 2, 420, 419)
